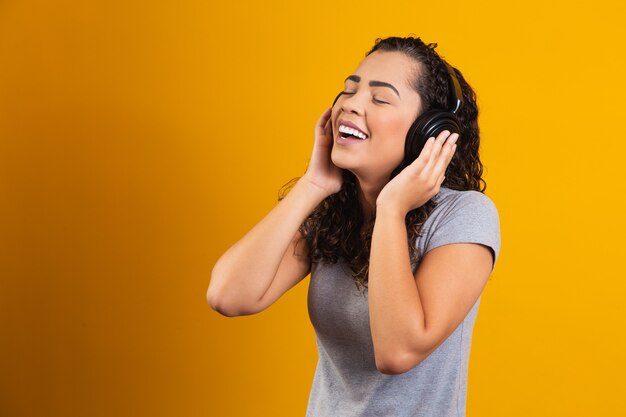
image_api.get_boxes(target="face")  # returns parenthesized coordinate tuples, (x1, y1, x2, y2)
(331, 50, 423, 184)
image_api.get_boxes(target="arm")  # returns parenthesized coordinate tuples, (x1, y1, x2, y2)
(207, 178, 327, 316)
(370, 130, 496, 374)
(208, 107, 342, 317)
(368, 204, 494, 374)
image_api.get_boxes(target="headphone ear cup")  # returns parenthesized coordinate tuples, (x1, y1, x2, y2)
(403, 110, 461, 167)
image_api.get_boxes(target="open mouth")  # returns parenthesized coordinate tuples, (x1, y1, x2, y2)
(338, 125, 368, 140)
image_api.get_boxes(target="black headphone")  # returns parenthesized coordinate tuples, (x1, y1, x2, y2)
(331, 61, 463, 170)
(403, 62, 463, 168)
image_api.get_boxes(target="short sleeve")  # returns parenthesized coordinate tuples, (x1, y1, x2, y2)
(422, 191, 501, 271)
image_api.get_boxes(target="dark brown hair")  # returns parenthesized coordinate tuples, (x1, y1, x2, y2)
(278, 36, 487, 292)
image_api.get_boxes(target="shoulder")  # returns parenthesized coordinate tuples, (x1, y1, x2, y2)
(425, 187, 500, 232)
(418, 186, 501, 270)
(432, 187, 498, 217)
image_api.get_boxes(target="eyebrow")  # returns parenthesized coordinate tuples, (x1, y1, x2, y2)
(344, 74, 401, 98)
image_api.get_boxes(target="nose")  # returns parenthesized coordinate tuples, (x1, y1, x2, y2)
(340, 92, 364, 115)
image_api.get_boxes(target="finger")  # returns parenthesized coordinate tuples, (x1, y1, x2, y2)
(412, 136, 436, 170)
(324, 111, 333, 130)
(430, 130, 451, 160)
(437, 132, 458, 165)
(325, 117, 333, 138)
(433, 133, 458, 179)
(423, 130, 452, 174)
(316, 107, 332, 131)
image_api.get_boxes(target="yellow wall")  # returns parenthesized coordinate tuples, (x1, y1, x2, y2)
(1, 0, 624, 416)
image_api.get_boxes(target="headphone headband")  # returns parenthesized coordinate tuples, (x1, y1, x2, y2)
(400, 61, 464, 169)
(444, 62, 463, 114)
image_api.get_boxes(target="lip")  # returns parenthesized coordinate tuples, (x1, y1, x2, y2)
(337, 119, 368, 138)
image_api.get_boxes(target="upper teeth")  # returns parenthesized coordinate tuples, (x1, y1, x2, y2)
(339, 125, 368, 139)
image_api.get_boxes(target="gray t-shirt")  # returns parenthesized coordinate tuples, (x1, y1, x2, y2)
(306, 186, 501, 417)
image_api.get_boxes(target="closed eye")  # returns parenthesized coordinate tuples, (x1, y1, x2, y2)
(341, 91, 389, 105)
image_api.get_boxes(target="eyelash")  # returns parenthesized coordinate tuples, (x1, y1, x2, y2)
(341, 91, 389, 105)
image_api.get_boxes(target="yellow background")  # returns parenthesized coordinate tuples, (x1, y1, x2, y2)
(1, 0, 624, 416)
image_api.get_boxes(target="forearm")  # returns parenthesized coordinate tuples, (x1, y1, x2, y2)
(368, 204, 427, 371)
(209, 178, 326, 309)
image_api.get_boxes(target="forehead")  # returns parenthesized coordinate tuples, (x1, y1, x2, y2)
(348, 51, 418, 90)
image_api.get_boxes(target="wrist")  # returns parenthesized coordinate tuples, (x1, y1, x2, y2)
(297, 176, 333, 202)
(375, 201, 408, 219)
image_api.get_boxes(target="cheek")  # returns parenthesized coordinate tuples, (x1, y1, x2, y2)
(375, 118, 411, 148)
(390, 115, 414, 136)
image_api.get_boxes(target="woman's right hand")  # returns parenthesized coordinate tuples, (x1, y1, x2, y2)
(301, 107, 344, 197)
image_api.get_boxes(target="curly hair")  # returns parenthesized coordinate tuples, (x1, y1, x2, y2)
(278, 36, 487, 292)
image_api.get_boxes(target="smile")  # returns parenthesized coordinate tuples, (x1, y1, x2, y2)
(338, 124, 368, 140)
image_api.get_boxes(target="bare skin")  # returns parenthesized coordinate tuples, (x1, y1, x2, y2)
(206, 109, 338, 317)
(208, 51, 494, 375)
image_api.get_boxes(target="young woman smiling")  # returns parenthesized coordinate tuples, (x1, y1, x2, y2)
(208, 36, 501, 417)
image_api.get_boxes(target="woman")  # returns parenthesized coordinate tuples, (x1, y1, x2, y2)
(208, 36, 501, 417)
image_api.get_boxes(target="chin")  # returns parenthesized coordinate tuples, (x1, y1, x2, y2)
(332, 159, 362, 180)
(330, 151, 345, 168)
(331, 150, 399, 182)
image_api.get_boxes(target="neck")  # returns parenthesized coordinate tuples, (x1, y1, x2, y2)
(355, 176, 388, 221)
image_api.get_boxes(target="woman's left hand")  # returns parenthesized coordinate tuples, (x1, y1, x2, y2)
(376, 130, 459, 214)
